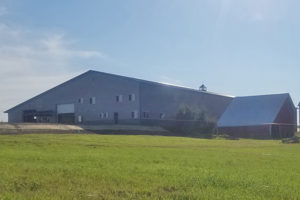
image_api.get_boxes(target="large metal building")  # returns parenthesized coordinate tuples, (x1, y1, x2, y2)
(5, 70, 233, 125)
(217, 93, 297, 139)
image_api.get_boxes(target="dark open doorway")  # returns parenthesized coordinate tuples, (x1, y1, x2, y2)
(23, 110, 37, 123)
(114, 112, 119, 124)
(58, 113, 75, 124)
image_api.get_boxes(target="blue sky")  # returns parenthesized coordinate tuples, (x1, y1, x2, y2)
(0, 0, 300, 121)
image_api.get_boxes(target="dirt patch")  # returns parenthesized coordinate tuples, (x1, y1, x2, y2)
(0, 123, 169, 135)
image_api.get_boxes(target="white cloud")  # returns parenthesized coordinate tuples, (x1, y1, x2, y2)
(0, 20, 105, 122)
(41, 34, 104, 58)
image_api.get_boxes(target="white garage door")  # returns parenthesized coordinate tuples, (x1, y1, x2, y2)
(57, 104, 75, 114)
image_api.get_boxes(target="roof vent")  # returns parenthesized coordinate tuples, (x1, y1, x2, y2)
(199, 84, 207, 92)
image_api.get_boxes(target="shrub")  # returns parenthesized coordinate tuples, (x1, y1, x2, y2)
(165, 104, 216, 137)
(282, 136, 299, 144)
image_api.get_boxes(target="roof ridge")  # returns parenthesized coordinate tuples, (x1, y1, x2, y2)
(89, 70, 234, 97)
(235, 93, 289, 98)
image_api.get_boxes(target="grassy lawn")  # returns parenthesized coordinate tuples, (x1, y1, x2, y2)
(0, 134, 299, 200)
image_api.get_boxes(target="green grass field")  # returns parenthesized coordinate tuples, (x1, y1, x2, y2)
(0, 134, 299, 200)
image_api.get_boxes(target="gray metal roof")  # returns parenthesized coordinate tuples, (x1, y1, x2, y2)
(89, 70, 234, 98)
(217, 93, 291, 127)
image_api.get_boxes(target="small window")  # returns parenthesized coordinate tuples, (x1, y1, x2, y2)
(100, 112, 109, 119)
(78, 115, 82, 123)
(116, 95, 123, 102)
(160, 113, 165, 119)
(132, 111, 138, 119)
(100, 113, 104, 119)
(90, 97, 96, 104)
(143, 112, 149, 119)
(129, 94, 135, 101)
(78, 98, 84, 104)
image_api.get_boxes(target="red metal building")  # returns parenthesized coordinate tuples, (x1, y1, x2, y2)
(217, 93, 297, 139)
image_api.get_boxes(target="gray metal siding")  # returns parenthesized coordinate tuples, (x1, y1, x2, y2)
(139, 82, 233, 122)
(7, 72, 140, 124)
(74, 72, 140, 124)
(6, 70, 233, 125)
(8, 109, 23, 123)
